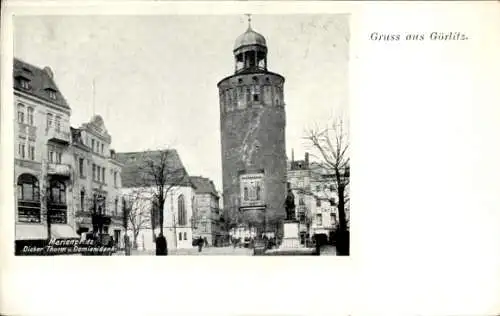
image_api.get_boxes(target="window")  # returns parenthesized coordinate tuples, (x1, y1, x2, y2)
(91, 139, 95, 152)
(316, 198, 321, 207)
(48, 151, 54, 163)
(330, 213, 337, 225)
(97, 166, 101, 182)
(47, 113, 53, 128)
(183, 232, 187, 240)
(20, 79, 31, 90)
(114, 198, 118, 215)
(316, 185, 320, 192)
(48, 90, 57, 100)
(55, 116, 61, 132)
(96, 141, 100, 153)
(252, 85, 260, 102)
(329, 198, 336, 206)
(246, 87, 251, 103)
(28, 144, 35, 160)
(92, 164, 96, 181)
(27, 107, 34, 125)
(316, 214, 323, 226)
(178, 232, 183, 241)
(56, 152, 62, 163)
(102, 168, 106, 183)
(329, 185, 335, 191)
(101, 143, 104, 155)
(114, 171, 117, 187)
(50, 181, 66, 204)
(243, 187, 248, 201)
(299, 195, 305, 205)
(177, 195, 186, 226)
(79, 158, 85, 177)
(17, 174, 41, 223)
(18, 143, 25, 159)
(80, 190, 85, 211)
(256, 185, 261, 200)
(17, 104, 25, 123)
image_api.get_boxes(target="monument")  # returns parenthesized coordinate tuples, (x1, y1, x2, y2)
(281, 189, 301, 248)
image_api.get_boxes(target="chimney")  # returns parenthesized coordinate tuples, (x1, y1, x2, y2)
(305, 152, 309, 167)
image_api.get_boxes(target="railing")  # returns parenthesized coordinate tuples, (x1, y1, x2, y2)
(46, 127, 71, 144)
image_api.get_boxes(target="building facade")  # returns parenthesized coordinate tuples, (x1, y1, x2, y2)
(287, 152, 348, 244)
(14, 58, 123, 245)
(117, 150, 197, 250)
(14, 58, 76, 240)
(190, 176, 223, 246)
(71, 115, 124, 247)
(218, 22, 287, 236)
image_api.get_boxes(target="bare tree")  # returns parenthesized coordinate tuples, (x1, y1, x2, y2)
(138, 149, 187, 237)
(122, 189, 151, 249)
(305, 117, 350, 254)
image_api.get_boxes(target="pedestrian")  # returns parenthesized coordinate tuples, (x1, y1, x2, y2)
(156, 233, 168, 256)
(198, 236, 203, 252)
(204, 237, 208, 247)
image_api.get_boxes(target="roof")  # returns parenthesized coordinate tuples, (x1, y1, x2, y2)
(116, 150, 192, 188)
(13, 58, 70, 110)
(189, 176, 219, 196)
(234, 27, 267, 51)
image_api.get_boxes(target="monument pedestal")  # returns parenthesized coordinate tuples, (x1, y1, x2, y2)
(280, 220, 301, 249)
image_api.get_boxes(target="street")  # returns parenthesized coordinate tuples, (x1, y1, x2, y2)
(115, 245, 337, 256)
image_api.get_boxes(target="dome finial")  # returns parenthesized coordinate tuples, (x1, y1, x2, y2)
(245, 13, 252, 30)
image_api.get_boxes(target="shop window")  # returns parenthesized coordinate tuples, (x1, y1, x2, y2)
(17, 173, 41, 223)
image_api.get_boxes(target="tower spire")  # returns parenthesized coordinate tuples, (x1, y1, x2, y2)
(245, 13, 252, 30)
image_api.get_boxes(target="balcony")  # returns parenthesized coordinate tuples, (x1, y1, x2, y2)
(47, 163, 71, 178)
(46, 128, 70, 145)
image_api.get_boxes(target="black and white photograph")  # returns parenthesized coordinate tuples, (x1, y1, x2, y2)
(13, 14, 349, 256)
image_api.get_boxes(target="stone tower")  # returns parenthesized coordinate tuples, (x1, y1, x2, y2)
(218, 17, 287, 234)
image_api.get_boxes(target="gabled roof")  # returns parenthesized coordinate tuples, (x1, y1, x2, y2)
(13, 58, 70, 110)
(116, 150, 192, 188)
(189, 176, 219, 197)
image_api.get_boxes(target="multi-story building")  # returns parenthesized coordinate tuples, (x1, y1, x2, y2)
(14, 58, 124, 246)
(71, 115, 124, 247)
(287, 151, 314, 245)
(14, 58, 77, 240)
(189, 176, 223, 246)
(117, 150, 197, 250)
(287, 151, 349, 245)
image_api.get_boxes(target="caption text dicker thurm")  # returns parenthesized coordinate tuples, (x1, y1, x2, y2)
(369, 32, 469, 41)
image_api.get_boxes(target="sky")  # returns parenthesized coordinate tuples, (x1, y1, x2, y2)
(14, 14, 349, 191)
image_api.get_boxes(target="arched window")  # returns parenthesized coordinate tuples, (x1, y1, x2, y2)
(17, 174, 40, 201)
(178, 195, 186, 226)
(256, 185, 261, 200)
(299, 195, 305, 205)
(17, 174, 41, 223)
(243, 187, 249, 201)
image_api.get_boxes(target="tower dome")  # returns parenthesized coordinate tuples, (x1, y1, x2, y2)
(233, 27, 267, 51)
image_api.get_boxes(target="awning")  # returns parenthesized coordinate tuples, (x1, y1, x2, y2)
(16, 224, 47, 240)
(51, 224, 79, 238)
